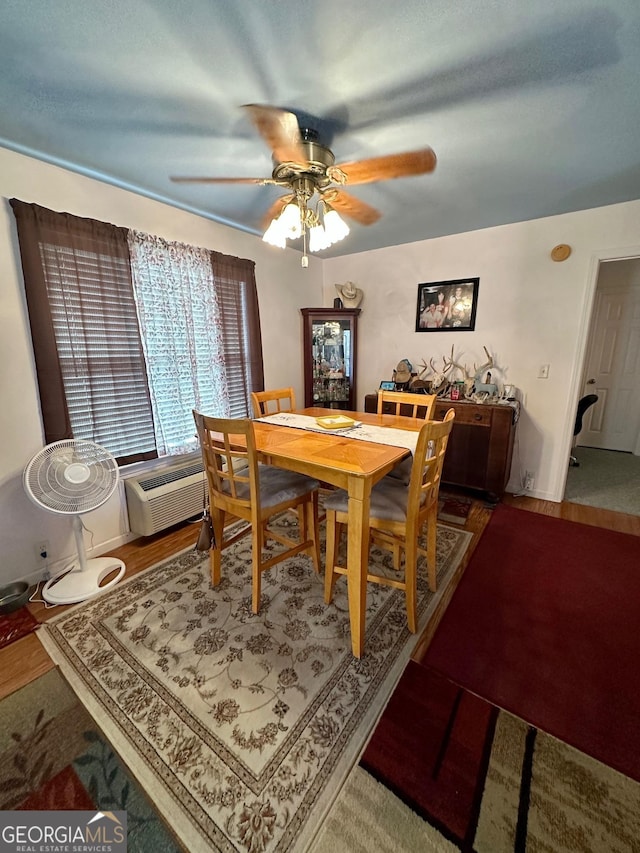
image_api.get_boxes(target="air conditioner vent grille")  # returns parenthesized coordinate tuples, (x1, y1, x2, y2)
(125, 459, 206, 536)
(139, 461, 204, 492)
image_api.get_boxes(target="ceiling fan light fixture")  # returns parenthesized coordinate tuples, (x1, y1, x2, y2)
(323, 206, 350, 243)
(308, 223, 330, 253)
(278, 201, 303, 238)
(262, 191, 350, 264)
(262, 218, 287, 248)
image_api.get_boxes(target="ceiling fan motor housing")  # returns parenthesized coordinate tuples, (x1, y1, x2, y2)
(272, 139, 336, 191)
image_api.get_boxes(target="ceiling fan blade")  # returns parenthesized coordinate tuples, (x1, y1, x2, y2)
(335, 147, 437, 186)
(242, 104, 309, 166)
(327, 189, 381, 226)
(170, 176, 266, 184)
(260, 195, 293, 230)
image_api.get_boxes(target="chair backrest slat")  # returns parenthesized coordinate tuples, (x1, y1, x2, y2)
(193, 411, 256, 509)
(251, 387, 296, 418)
(377, 389, 436, 420)
(409, 408, 456, 517)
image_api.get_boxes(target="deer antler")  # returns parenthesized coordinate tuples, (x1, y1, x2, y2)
(427, 350, 455, 395)
(473, 346, 494, 382)
(417, 359, 432, 380)
(444, 346, 474, 393)
(441, 345, 457, 375)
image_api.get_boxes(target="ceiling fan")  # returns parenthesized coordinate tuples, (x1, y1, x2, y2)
(170, 104, 436, 261)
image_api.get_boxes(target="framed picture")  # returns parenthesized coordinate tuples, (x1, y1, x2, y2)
(379, 380, 395, 390)
(415, 277, 479, 332)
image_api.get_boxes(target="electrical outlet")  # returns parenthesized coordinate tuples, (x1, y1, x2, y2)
(36, 540, 50, 561)
(524, 471, 535, 491)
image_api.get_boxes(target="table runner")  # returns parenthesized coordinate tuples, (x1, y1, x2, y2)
(259, 412, 420, 454)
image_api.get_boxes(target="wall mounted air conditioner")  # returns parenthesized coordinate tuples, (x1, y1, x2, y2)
(125, 458, 205, 536)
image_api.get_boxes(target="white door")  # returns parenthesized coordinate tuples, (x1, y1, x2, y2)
(578, 279, 640, 452)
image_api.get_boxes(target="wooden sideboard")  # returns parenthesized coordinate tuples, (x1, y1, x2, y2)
(363, 394, 517, 500)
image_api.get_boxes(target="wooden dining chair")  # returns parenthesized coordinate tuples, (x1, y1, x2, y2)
(193, 410, 321, 613)
(251, 387, 296, 418)
(378, 389, 438, 485)
(377, 389, 437, 419)
(324, 409, 455, 633)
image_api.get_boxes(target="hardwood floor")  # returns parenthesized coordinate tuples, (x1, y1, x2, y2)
(0, 520, 199, 700)
(503, 492, 640, 536)
(1, 496, 637, 701)
(25, 520, 199, 625)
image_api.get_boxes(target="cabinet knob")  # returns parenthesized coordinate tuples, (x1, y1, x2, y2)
(474, 413, 482, 421)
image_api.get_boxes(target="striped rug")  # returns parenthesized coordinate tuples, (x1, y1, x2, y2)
(311, 662, 640, 852)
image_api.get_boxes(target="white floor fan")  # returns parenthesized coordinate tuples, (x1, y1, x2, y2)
(23, 439, 126, 605)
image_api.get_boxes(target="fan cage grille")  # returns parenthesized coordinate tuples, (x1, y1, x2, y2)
(24, 440, 119, 515)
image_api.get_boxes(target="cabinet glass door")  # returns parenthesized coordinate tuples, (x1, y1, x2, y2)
(311, 319, 352, 405)
(302, 308, 359, 409)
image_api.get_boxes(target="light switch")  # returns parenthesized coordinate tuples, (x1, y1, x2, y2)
(538, 364, 550, 379)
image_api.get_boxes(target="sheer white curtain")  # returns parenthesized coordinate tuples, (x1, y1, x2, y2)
(128, 231, 230, 456)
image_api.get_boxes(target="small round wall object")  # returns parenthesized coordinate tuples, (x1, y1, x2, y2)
(551, 244, 572, 262)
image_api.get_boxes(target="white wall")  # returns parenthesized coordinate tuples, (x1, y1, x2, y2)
(0, 147, 322, 586)
(322, 201, 640, 502)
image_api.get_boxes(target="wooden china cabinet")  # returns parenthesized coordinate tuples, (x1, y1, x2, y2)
(301, 308, 360, 410)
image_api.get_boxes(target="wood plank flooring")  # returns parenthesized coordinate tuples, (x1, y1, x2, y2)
(1, 496, 637, 701)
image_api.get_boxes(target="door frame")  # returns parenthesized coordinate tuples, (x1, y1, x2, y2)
(558, 243, 640, 501)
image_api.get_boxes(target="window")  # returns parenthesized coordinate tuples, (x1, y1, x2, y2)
(128, 232, 230, 457)
(11, 200, 264, 464)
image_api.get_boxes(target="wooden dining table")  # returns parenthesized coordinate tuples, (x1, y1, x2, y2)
(252, 406, 424, 657)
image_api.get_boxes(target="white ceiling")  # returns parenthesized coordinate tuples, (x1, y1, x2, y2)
(1, 0, 639, 258)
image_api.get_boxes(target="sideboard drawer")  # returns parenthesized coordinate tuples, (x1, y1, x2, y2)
(434, 403, 492, 427)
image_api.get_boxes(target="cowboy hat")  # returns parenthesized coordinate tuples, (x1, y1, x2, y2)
(393, 359, 413, 383)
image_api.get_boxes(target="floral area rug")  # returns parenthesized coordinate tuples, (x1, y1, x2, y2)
(0, 667, 179, 852)
(37, 516, 472, 853)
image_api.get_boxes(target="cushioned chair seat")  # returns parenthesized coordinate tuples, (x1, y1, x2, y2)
(384, 455, 414, 486)
(324, 477, 426, 523)
(223, 465, 320, 508)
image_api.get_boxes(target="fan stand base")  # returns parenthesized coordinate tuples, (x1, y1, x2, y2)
(42, 557, 126, 606)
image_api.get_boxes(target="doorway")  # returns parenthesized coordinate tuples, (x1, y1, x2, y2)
(564, 257, 640, 515)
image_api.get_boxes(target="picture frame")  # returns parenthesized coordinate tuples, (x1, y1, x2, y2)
(415, 277, 479, 332)
(379, 380, 396, 390)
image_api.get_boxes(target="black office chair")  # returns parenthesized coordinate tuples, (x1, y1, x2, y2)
(569, 394, 598, 466)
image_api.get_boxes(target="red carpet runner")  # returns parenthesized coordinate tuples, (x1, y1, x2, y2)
(424, 504, 640, 783)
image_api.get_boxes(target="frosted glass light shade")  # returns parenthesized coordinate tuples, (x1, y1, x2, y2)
(262, 219, 287, 248)
(324, 209, 350, 242)
(278, 202, 302, 238)
(309, 223, 330, 252)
